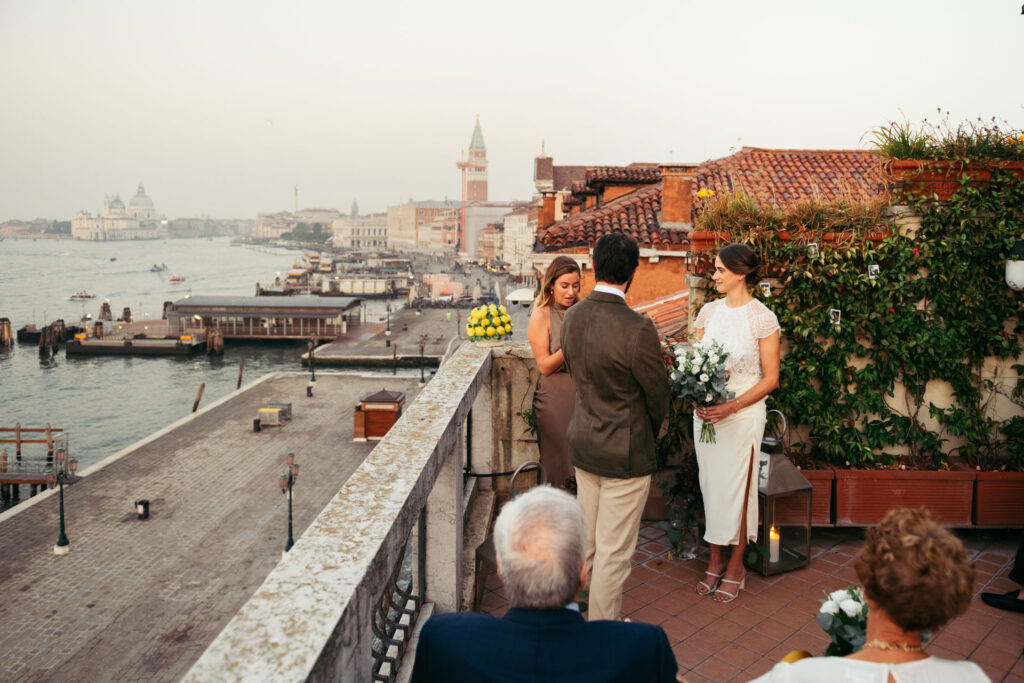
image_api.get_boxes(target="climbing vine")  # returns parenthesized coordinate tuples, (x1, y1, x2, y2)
(690, 170, 1024, 470)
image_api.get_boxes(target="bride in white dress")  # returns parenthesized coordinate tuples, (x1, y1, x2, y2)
(692, 244, 780, 604)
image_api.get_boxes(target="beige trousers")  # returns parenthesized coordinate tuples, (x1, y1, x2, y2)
(575, 467, 651, 621)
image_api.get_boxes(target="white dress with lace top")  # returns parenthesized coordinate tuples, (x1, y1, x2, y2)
(693, 298, 780, 546)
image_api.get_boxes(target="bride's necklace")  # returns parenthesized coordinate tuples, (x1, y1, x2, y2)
(862, 639, 924, 653)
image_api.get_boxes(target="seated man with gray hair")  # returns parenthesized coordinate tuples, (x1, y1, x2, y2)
(410, 486, 678, 682)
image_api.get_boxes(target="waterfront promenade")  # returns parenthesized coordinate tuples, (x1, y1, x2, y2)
(0, 372, 422, 682)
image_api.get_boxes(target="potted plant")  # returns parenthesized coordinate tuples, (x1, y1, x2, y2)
(870, 114, 1024, 203)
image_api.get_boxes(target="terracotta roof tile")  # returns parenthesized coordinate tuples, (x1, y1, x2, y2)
(538, 148, 883, 249)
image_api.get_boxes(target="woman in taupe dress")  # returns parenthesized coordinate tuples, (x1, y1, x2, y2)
(528, 256, 582, 488)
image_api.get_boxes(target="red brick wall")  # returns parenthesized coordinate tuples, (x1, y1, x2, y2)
(578, 256, 689, 307)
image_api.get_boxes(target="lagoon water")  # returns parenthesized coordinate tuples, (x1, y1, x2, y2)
(0, 236, 407, 509)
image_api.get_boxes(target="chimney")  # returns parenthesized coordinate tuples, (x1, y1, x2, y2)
(660, 164, 697, 229)
(539, 192, 557, 229)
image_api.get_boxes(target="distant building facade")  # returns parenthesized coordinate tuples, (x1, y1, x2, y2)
(71, 183, 164, 240)
(252, 208, 342, 240)
(331, 212, 387, 249)
(502, 205, 537, 276)
(386, 200, 457, 251)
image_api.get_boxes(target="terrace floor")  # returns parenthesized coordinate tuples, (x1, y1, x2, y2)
(478, 524, 1024, 682)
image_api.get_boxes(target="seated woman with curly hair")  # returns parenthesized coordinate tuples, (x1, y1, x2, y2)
(750, 507, 989, 682)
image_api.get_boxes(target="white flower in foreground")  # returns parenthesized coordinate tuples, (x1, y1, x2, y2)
(819, 600, 840, 615)
(830, 589, 851, 602)
(705, 393, 713, 402)
(700, 373, 709, 383)
(708, 353, 719, 364)
(690, 364, 702, 375)
(840, 599, 863, 618)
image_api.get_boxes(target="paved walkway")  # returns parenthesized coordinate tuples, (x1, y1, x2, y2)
(479, 523, 1024, 682)
(0, 372, 422, 682)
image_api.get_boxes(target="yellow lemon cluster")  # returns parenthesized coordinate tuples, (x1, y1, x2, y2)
(466, 304, 513, 341)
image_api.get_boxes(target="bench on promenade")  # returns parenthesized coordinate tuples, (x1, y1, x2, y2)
(268, 402, 292, 420)
(257, 408, 283, 427)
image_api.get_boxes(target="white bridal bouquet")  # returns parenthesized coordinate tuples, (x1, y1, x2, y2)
(670, 339, 734, 443)
(817, 586, 868, 656)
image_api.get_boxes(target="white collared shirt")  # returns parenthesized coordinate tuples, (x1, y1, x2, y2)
(593, 284, 626, 300)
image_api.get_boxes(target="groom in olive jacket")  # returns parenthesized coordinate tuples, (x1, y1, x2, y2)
(560, 232, 671, 622)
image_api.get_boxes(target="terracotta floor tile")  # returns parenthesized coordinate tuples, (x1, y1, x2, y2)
(736, 628, 782, 653)
(692, 654, 741, 682)
(678, 605, 719, 629)
(931, 630, 979, 657)
(1000, 674, 1024, 683)
(704, 616, 748, 641)
(627, 582, 665, 606)
(721, 605, 767, 629)
(678, 672, 716, 683)
(672, 642, 711, 670)
(687, 628, 729, 656)
(629, 564, 660, 584)
(1013, 656, 1024, 676)
(978, 551, 1013, 563)
(716, 642, 761, 670)
(973, 660, 1008, 683)
(647, 572, 685, 592)
(741, 656, 778, 679)
(657, 588, 702, 616)
(969, 643, 1020, 671)
(619, 592, 644, 617)
(661, 616, 700, 644)
(629, 603, 671, 626)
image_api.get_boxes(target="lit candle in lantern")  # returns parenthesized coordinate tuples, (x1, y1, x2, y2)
(769, 525, 780, 563)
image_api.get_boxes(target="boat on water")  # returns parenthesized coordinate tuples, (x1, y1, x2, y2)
(70, 291, 96, 300)
(169, 274, 186, 283)
(150, 263, 168, 272)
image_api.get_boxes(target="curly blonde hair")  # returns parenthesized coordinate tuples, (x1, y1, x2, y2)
(854, 508, 975, 632)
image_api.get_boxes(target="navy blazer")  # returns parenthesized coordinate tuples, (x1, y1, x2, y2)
(409, 607, 678, 682)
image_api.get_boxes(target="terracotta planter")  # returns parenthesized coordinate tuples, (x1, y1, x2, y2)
(835, 469, 976, 527)
(974, 471, 1024, 528)
(800, 467, 835, 526)
(690, 231, 729, 253)
(886, 159, 1024, 202)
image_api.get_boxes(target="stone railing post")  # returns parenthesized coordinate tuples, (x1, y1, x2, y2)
(424, 421, 464, 614)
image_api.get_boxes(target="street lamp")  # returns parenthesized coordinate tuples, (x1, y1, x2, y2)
(307, 339, 316, 383)
(385, 301, 391, 348)
(278, 451, 300, 553)
(45, 446, 78, 555)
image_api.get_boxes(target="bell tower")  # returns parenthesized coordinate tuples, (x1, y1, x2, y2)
(466, 115, 488, 202)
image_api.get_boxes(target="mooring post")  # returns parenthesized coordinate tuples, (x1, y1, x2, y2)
(14, 422, 21, 460)
(45, 423, 53, 456)
(237, 358, 244, 390)
(192, 382, 205, 413)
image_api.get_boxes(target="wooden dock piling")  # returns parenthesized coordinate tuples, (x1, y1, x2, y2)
(0, 318, 12, 347)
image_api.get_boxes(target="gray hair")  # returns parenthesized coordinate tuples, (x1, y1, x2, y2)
(492, 486, 586, 609)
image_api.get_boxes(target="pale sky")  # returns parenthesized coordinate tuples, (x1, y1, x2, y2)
(1, 0, 1022, 221)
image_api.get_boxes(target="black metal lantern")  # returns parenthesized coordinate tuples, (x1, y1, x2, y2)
(745, 411, 813, 576)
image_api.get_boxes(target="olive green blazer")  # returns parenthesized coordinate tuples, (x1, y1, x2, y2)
(560, 290, 670, 479)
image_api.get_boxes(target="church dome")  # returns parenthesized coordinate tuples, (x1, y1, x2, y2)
(129, 183, 154, 207)
(109, 195, 125, 211)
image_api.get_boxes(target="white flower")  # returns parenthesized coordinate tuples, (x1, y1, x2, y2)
(705, 393, 713, 402)
(840, 599, 863, 618)
(700, 373, 709, 383)
(690, 364, 701, 376)
(819, 600, 839, 615)
(692, 354, 703, 365)
(708, 353, 719, 364)
(830, 589, 851, 602)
